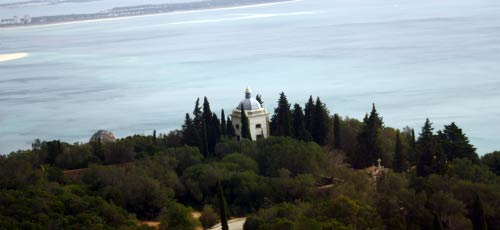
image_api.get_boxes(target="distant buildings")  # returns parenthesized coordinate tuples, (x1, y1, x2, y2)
(0, 19, 15, 25)
(0, 15, 31, 25)
(23, 15, 32, 24)
(231, 87, 270, 141)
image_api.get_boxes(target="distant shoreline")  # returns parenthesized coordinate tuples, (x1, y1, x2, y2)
(0, 53, 29, 62)
(0, 0, 298, 30)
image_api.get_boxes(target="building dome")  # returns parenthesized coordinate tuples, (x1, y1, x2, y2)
(89, 130, 116, 143)
(237, 87, 262, 111)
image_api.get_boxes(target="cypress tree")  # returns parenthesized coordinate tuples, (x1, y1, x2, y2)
(471, 193, 488, 230)
(333, 113, 342, 149)
(411, 129, 416, 145)
(217, 181, 229, 230)
(271, 92, 293, 136)
(212, 113, 222, 142)
(221, 109, 227, 137)
(226, 116, 236, 138)
(182, 113, 198, 147)
(240, 104, 251, 140)
(312, 97, 330, 145)
(182, 113, 194, 145)
(393, 130, 406, 173)
(292, 103, 311, 141)
(304, 95, 315, 135)
(201, 121, 209, 157)
(190, 98, 203, 152)
(407, 128, 418, 166)
(352, 104, 384, 169)
(202, 97, 213, 124)
(152, 130, 157, 144)
(202, 97, 218, 155)
(193, 98, 203, 128)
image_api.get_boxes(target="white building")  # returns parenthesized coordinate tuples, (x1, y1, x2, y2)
(231, 87, 270, 141)
(23, 15, 31, 24)
(0, 19, 15, 25)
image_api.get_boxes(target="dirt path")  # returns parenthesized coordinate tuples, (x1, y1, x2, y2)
(138, 218, 246, 230)
(139, 221, 160, 229)
(208, 218, 246, 230)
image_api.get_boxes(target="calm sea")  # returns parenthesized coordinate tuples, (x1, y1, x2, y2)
(1, 0, 500, 155)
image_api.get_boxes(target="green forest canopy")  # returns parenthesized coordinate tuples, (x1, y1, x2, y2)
(1, 92, 499, 230)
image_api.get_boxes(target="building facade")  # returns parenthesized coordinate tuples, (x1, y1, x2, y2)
(231, 87, 270, 141)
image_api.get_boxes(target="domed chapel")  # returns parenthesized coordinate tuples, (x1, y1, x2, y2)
(231, 87, 270, 141)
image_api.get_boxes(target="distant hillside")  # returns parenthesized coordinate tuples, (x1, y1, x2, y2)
(1, 0, 294, 27)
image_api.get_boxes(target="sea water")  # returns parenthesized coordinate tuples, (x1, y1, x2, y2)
(1, 0, 500, 154)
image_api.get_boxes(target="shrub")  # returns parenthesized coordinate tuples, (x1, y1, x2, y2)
(200, 205, 218, 229)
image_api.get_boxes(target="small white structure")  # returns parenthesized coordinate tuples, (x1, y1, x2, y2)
(0, 19, 15, 25)
(23, 15, 31, 24)
(231, 87, 270, 141)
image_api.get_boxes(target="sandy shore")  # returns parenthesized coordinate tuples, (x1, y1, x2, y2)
(0, 0, 302, 30)
(0, 53, 29, 62)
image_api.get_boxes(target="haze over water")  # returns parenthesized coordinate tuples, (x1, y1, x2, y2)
(1, 0, 500, 155)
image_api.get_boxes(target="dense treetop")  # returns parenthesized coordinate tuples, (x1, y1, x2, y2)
(1, 91, 499, 230)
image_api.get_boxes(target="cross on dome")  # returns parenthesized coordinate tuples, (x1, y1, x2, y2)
(245, 87, 252, 99)
(238, 87, 261, 110)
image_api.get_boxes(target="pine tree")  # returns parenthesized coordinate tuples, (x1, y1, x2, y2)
(439, 122, 478, 163)
(220, 109, 227, 137)
(417, 118, 434, 177)
(292, 103, 311, 141)
(333, 113, 342, 149)
(417, 119, 446, 177)
(393, 130, 407, 173)
(217, 181, 229, 230)
(304, 95, 315, 135)
(368, 103, 383, 127)
(312, 97, 330, 145)
(471, 193, 488, 230)
(226, 116, 236, 138)
(352, 104, 384, 169)
(270, 92, 293, 136)
(240, 104, 251, 140)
